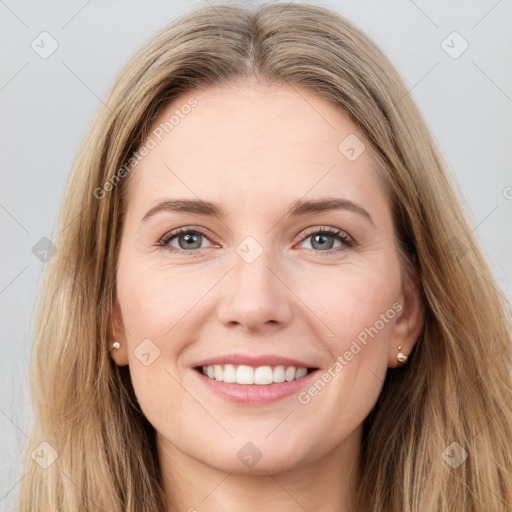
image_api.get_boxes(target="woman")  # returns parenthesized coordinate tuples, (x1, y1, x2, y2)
(18, 2, 512, 511)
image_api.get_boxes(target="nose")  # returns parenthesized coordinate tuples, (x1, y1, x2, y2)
(216, 246, 294, 332)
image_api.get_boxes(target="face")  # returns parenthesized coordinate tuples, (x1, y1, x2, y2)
(110, 81, 422, 475)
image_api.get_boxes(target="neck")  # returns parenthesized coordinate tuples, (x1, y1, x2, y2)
(158, 425, 362, 512)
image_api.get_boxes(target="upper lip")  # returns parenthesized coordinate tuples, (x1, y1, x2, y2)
(192, 354, 318, 369)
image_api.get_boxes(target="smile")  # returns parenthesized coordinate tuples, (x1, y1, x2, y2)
(196, 364, 317, 385)
(193, 364, 320, 404)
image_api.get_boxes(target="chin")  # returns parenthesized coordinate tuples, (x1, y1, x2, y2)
(208, 440, 309, 475)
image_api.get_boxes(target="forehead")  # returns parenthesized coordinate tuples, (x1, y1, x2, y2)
(125, 82, 387, 218)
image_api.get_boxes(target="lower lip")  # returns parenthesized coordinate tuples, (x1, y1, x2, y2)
(192, 368, 320, 404)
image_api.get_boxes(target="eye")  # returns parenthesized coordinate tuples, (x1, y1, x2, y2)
(157, 227, 216, 256)
(296, 226, 354, 256)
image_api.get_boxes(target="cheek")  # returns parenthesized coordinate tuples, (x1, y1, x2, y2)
(115, 256, 226, 409)
(116, 255, 204, 339)
(117, 271, 192, 426)
(309, 260, 401, 347)
(292, 267, 400, 443)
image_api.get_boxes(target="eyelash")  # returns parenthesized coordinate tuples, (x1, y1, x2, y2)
(157, 226, 354, 258)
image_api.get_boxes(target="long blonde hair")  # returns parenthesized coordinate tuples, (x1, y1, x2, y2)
(17, 2, 512, 511)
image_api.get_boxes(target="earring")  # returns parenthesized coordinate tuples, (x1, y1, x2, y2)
(109, 341, 120, 351)
(397, 345, 408, 364)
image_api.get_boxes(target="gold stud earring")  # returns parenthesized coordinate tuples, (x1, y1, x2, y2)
(397, 345, 408, 364)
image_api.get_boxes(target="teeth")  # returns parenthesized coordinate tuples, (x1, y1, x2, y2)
(200, 364, 310, 385)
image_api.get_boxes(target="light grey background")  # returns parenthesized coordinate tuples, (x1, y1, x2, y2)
(1, 0, 511, 509)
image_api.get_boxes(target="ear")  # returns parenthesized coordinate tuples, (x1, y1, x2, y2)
(388, 265, 424, 368)
(110, 298, 129, 366)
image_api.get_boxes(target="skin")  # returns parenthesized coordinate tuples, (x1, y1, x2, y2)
(110, 80, 423, 512)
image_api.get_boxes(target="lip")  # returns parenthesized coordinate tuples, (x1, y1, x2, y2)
(192, 354, 318, 369)
(192, 366, 321, 405)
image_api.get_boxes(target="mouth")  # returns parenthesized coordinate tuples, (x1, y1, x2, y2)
(192, 363, 321, 404)
(193, 364, 319, 385)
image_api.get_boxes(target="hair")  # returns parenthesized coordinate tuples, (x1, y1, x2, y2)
(17, 2, 512, 511)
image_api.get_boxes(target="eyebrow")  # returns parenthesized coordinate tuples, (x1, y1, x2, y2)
(141, 197, 374, 226)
